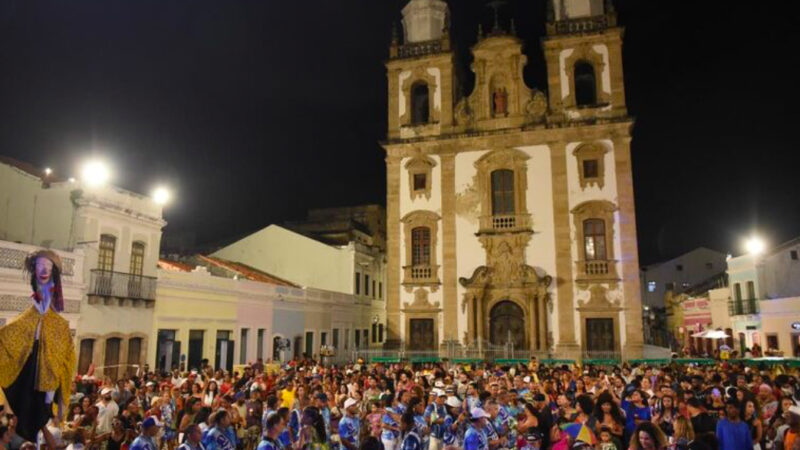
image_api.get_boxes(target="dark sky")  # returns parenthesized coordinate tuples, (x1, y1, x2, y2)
(1, 0, 798, 264)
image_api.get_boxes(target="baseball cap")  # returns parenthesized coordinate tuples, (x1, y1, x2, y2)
(435, 389, 448, 397)
(142, 417, 163, 428)
(344, 398, 358, 409)
(445, 396, 462, 408)
(470, 408, 490, 420)
(101, 387, 114, 396)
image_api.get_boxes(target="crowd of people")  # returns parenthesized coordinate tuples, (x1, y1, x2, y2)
(2, 357, 800, 450)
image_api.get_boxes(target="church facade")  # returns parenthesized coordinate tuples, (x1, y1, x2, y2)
(383, 0, 643, 359)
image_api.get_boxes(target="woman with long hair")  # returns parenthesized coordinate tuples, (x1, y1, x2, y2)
(653, 394, 677, 438)
(742, 398, 763, 450)
(573, 395, 596, 429)
(296, 406, 330, 450)
(202, 381, 219, 407)
(517, 402, 540, 436)
(629, 422, 668, 450)
(593, 392, 625, 444)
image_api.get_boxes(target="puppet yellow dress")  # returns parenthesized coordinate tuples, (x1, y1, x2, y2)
(0, 250, 75, 441)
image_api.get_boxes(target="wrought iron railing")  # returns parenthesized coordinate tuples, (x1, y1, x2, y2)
(395, 39, 443, 59)
(548, 14, 615, 35)
(89, 269, 157, 301)
(728, 298, 759, 316)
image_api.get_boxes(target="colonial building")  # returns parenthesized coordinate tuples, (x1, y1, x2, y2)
(0, 156, 165, 379)
(383, 0, 643, 359)
(154, 256, 385, 372)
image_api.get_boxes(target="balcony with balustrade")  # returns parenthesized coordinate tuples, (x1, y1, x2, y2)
(88, 269, 157, 307)
(575, 259, 619, 283)
(402, 264, 440, 288)
(478, 214, 532, 234)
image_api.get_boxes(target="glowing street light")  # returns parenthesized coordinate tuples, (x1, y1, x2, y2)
(152, 186, 171, 205)
(44, 167, 52, 176)
(81, 160, 111, 187)
(745, 236, 766, 256)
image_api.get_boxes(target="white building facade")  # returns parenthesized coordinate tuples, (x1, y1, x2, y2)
(0, 157, 166, 379)
(384, 0, 643, 359)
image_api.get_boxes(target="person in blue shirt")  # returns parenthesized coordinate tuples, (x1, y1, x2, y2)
(203, 410, 236, 450)
(178, 425, 206, 450)
(130, 417, 161, 450)
(338, 398, 362, 450)
(274, 408, 292, 448)
(315, 393, 333, 443)
(408, 397, 429, 450)
(443, 396, 467, 449)
(465, 383, 481, 413)
(400, 411, 422, 450)
(262, 395, 280, 437)
(257, 413, 285, 450)
(424, 391, 447, 450)
(382, 399, 402, 450)
(716, 399, 753, 450)
(463, 408, 490, 450)
(621, 390, 651, 435)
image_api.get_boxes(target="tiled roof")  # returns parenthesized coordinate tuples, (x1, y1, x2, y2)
(158, 259, 195, 272)
(198, 255, 299, 287)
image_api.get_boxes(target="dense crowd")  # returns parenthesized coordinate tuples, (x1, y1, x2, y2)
(2, 357, 800, 450)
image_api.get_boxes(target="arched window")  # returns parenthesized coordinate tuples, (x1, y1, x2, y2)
(130, 241, 145, 276)
(411, 82, 430, 125)
(574, 61, 597, 106)
(411, 226, 431, 266)
(98, 234, 116, 271)
(78, 338, 95, 375)
(491, 169, 515, 215)
(583, 219, 607, 260)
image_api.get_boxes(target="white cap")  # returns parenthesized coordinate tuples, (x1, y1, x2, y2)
(789, 405, 800, 416)
(101, 387, 114, 396)
(523, 376, 531, 383)
(344, 398, 359, 410)
(445, 396, 462, 408)
(433, 389, 447, 397)
(470, 408, 490, 420)
(146, 381, 155, 387)
(434, 381, 445, 388)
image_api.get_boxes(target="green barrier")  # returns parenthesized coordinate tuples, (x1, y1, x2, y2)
(495, 358, 530, 365)
(674, 358, 716, 365)
(628, 359, 670, 365)
(451, 358, 483, 364)
(540, 359, 576, 365)
(583, 359, 620, 366)
(370, 357, 401, 363)
(410, 356, 442, 363)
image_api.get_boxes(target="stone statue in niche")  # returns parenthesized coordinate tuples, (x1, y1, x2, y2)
(493, 88, 508, 116)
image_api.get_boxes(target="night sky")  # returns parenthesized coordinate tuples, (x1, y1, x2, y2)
(1, 0, 798, 264)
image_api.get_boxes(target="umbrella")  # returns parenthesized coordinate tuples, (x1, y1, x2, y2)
(561, 423, 597, 445)
(691, 329, 729, 339)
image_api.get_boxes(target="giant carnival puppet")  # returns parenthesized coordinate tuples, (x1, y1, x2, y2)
(0, 250, 75, 442)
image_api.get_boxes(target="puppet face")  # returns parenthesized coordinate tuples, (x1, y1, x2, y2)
(35, 256, 54, 285)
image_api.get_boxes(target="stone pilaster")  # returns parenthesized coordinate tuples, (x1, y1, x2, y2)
(550, 142, 579, 356)
(385, 155, 403, 345)
(440, 152, 457, 342)
(613, 136, 644, 358)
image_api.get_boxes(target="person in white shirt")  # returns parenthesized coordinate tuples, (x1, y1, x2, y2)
(96, 388, 119, 434)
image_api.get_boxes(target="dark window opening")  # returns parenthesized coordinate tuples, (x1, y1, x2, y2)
(583, 159, 599, 178)
(411, 83, 430, 125)
(413, 173, 427, 191)
(574, 61, 597, 107)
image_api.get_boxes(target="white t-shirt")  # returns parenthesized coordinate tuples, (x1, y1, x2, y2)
(96, 400, 119, 434)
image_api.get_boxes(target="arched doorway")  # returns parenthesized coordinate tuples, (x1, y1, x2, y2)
(489, 301, 526, 348)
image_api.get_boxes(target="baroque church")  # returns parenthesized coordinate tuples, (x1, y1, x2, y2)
(382, 0, 644, 359)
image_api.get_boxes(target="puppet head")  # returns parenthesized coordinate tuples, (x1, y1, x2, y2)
(25, 249, 65, 312)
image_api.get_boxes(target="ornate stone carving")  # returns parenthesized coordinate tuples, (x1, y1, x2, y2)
(577, 284, 621, 311)
(405, 155, 437, 200)
(562, 44, 610, 109)
(573, 142, 609, 189)
(525, 90, 547, 123)
(454, 97, 474, 126)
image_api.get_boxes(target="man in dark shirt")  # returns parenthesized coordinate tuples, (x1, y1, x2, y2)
(687, 397, 718, 448)
(533, 393, 553, 450)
